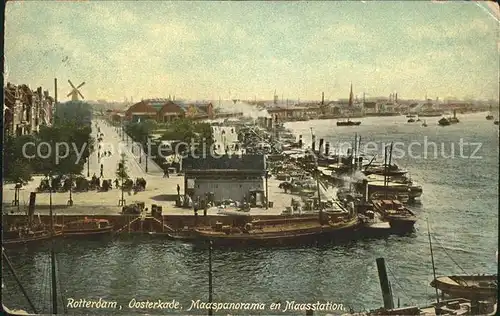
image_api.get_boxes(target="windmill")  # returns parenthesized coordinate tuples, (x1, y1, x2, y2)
(67, 80, 85, 101)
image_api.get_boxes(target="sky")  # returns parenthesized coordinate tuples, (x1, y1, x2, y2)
(4, 1, 500, 102)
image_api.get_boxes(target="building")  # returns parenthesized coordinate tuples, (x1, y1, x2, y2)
(3, 83, 54, 136)
(158, 100, 185, 122)
(363, 101, 378, 114)
(125, 99, 214, 123)
(125, 99, 162, 122)
(182, 154, 266, 203)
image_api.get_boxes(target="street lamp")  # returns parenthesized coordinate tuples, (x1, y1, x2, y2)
(118, 158, 126, 206)
(145, 136, 149, 173)
(67, 174, 73, 206)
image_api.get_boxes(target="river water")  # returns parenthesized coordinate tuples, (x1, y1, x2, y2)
(2, 113, 498, 315)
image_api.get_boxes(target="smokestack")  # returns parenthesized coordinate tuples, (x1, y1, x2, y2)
(54, 78, 58, 105)
(311, 134, 316, 153)
(325, 142, 330, 156)
(348, 83, 354, 107)
(321, 92, 324, 105)
(298, 135, 303, 148)
(395, 93, 398, 103)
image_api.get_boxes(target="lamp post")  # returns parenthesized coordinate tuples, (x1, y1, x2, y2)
(145, 136, 149, 173)
(67, 174, 73, 206)
(118, 157, 126, 206)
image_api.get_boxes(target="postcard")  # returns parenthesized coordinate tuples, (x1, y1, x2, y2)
(2, 1, 498, 315)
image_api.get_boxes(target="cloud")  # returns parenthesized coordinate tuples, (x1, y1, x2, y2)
(3, 1, 499, 101)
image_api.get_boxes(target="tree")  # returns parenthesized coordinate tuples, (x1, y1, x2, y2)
(116, 153, 129, 180)
(3, 134, 35, 183)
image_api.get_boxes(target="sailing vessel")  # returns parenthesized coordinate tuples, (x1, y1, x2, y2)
(371, 200, 416, 232)
(3, 193, 62, 246)
(430, 275, 498, 301)
(438, 116, 451, 126)
(449, 110, 459, 124)
(337, 118, 361, 126)
(486, 105, 494, 120)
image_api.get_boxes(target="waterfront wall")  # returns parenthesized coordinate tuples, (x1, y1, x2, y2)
(2, 214, 312, 231)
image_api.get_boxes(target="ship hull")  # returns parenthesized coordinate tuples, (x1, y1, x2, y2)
(62, 226, 114, 237)
(193, 220, 360, 247)
(2, 230, 63, 246)
(430, 275, 498, 301)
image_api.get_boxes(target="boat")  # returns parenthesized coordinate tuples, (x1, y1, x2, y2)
(361, 175, 423, 202)
(438, 117, 451, 126)
(407, 118, 415, 123)
(494, 120, 499, 125)
(2, 228, 61, 246)
(362, 164, 408, 177)
(2, 197, 62, 246)
(486, 105, 494, 120)
(61, 218, 114, 236)
(422, 120, 428, 127)
(337, 118, 361, 126)
(192, 211, 360, 246)
(449, 110, 459, 124)
(349, 298, 497, 316)
(419, 110, 444, 117)
(371, 200, 416, 232)
(430, 275, 498, 301)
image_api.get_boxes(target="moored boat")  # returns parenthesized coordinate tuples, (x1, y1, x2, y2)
(430, 275, 498, 301)
(61, 218, 114, 236)
(192, 211, 360, 247)
(439, 117, 451, 126)
(337, 118, 361, 126)
(2, 228, 62, 246)
(362, 163, 408, 177)
(371, 199, 416, 233)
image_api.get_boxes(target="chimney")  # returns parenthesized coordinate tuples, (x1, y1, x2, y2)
(319, 138, 324, 154)
(311, 134, 316, 153)
(321, 92, 324, 105)
(325, 142, 330, 156)
(298, 135, 303, 148)
(348, 83, 354, 107)
(395, 93, 398, 103)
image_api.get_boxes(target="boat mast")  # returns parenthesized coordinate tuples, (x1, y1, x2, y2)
(208, 240, 213, 316)
(2, 248, 39, 313)
(49, 174, 58, 314)
(383, 146, 388, 199)
(427, 220, 440, 304)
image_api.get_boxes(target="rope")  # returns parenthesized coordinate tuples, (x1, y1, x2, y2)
(41, 254, 50, 314)
(56, 253, 68, 313)
(386, 264, 414, 305)
(431, 233, 469, 276)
